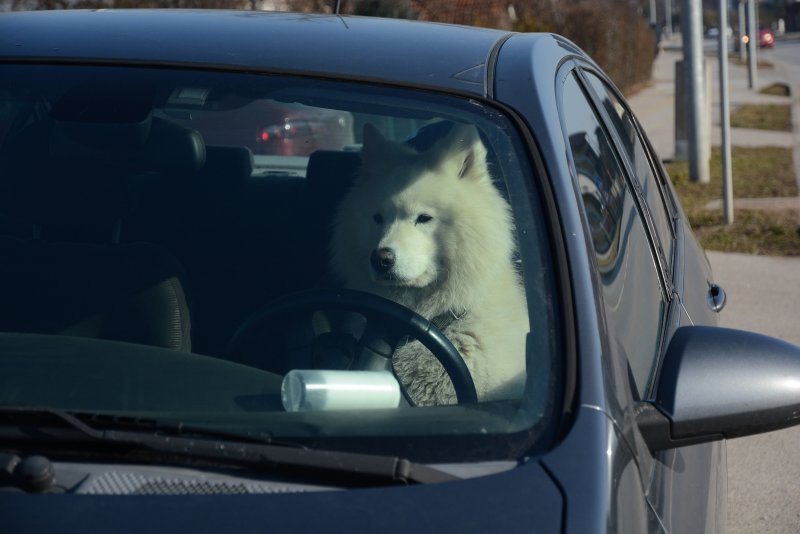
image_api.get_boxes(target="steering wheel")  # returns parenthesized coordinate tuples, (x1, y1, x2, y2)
(225, 289, 478, 404)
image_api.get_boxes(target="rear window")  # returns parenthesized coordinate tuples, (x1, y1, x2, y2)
(0, 64, 559, 462)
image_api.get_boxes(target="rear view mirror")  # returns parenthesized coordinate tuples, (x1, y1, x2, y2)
(637, 326, 800, 451)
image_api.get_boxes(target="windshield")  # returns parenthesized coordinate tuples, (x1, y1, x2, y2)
(0, 64, 559, 462)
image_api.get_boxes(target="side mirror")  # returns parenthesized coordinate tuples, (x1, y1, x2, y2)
(637, 326, 800, 451)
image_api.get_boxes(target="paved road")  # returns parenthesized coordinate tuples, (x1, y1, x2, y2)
(714, 40, 800, 534)
(710, 40, 800, 530)
(708, 252, 800, 346)
(707, 251, 800, 534)
(769, 38, 800, 72)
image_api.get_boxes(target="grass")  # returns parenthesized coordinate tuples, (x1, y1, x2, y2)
(730, 103, 792, 131)
(688, 210, 800, 256)
(759, 83, 791, 97)
(666, 146, 797, 210)
(664, 146, 800, 255)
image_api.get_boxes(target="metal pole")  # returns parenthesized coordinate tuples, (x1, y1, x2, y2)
(747, 0, 758, 89)
(738, 0, 746, 62)
(665, 0, 673, 37)
(755, 0, 760, 39)
(683, 0, 710, 183)
(719, 0, 734, 224)
(650, 0, 657, 26)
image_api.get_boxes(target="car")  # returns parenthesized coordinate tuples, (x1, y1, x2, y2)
(1, 9, 799, 533)
(759, 27, 775, 48)
(706, 26, 733, 39)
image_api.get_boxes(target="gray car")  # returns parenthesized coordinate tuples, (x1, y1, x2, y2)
(1, 9, 799, 533)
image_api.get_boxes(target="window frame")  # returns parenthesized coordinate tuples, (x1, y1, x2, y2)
(0, 62, 572, 461)
(557, 63, 673, 397)
(574, 66, 676, 298)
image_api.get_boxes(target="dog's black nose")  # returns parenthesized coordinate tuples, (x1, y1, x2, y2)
(371, 247, 396, 273)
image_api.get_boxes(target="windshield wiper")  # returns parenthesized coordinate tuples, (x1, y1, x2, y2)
(0, 406, 458, 485)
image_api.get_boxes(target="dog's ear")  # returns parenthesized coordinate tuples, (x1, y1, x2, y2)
(360, 123, 391, 164)
(430, 123, 490, 183)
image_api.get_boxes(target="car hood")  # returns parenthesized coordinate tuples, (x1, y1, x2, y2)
(4, 461, 562, 532)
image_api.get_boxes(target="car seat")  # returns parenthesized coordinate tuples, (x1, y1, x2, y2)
(0, 109, 203, 352)
(304, 148, 362, 283)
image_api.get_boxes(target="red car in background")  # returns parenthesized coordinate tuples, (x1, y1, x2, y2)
(759, 28, 775, 48)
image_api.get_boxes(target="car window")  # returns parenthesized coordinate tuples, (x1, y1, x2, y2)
(582, 71, 675, 273)
(560, 72, 667, 395)
(0, 64, 559, 462)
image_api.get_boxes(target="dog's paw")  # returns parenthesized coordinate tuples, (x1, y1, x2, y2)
(392, 341, 457, 406)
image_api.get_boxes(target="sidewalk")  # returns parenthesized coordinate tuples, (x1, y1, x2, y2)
(627, 35, 800, 212)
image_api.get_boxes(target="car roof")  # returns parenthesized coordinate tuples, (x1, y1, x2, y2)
(0, 9, 549, 97)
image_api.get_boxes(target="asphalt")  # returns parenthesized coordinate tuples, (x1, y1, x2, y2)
(627, 36, 800, 533)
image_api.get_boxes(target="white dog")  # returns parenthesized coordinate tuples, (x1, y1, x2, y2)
(330, 122, 529, 405)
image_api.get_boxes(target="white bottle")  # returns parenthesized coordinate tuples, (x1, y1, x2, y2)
(281, 369, 402, 412)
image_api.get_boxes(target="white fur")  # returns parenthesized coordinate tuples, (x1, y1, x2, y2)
(330, 122, 529, 405)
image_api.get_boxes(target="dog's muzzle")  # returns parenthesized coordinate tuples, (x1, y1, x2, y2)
(371, 247, 396, 274)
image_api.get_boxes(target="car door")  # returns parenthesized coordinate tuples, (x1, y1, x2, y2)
(560, 66, 726, 532)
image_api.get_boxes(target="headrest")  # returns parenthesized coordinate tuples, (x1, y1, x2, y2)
(47, 78, 156, 154)
(201, 145, 254, 195)
(0, 117, 205, 225)
(50, 78, 155, 124)
(49, 117, 206, 174)
(305, 150, 361, 206)
(50, 115, 153, 153)
(136, 118, 206, 174)
(404, 120, 456, 152)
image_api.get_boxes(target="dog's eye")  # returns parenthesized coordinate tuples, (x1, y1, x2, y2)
(373, 213, 383, 224)
(415, 214, 433, 225)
